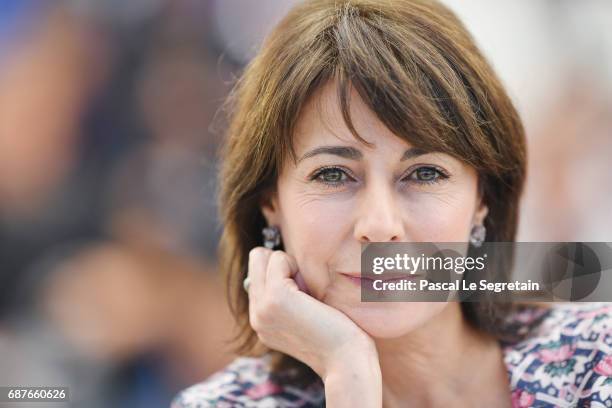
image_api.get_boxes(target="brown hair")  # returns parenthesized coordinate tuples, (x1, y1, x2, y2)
(217, 0, 526, 384)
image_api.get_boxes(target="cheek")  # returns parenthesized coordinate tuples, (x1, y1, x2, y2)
(403, 185, 477, 242)
(279, 191, 353, 297)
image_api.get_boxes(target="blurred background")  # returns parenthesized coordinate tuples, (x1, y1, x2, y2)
(0, 0, 610, 407)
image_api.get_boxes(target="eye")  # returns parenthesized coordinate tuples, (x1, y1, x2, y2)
(311, 166, 353, 187)
(405, 166, 448, 184)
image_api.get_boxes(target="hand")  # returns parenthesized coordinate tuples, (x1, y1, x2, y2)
(246, 247, 379, 381)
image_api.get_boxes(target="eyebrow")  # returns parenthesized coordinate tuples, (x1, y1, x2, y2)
(297, 145, 429, 163)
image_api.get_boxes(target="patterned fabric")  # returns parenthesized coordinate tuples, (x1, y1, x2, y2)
(504, 303, 612, 407)
(171, 303, 612, 408)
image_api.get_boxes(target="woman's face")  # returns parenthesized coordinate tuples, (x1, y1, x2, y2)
(261, 81, 488, 338)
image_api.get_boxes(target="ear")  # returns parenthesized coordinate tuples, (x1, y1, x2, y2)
(473, 195, 489, 226)
(260, 189, 281, 227)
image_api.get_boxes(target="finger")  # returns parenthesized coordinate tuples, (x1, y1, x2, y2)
(294, 271, 310, 295)
(266, 250, 298, 285)
(247, 247, 272, 297)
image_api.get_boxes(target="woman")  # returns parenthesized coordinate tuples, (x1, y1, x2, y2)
(173, 0, 612, 406)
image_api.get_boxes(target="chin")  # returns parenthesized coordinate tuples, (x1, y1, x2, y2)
(340, 302, 448, 339)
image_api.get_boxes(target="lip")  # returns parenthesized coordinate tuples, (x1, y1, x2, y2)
(340, 272, 422, 287)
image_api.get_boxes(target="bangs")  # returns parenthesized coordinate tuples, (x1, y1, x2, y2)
(277, 1, 502, 175)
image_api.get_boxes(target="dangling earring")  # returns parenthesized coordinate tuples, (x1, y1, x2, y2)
(470, 224, 486, 248)
(262, 226, 281, 249)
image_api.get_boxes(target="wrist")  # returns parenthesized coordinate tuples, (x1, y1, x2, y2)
(321, 335, 380, 382)
(322, 341, 382, 408)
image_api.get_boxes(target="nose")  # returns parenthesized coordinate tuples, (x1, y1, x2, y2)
(353, 178, 405, 243)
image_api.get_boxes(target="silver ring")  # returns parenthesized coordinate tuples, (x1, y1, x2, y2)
(243, 276, 251, 293)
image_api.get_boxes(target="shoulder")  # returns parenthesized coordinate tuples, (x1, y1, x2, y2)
(503, 303, 612, 407)
(506, 302, 611, 352)
(171, 354, 324, 408)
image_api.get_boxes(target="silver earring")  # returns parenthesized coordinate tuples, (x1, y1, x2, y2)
(262, 226, 281, 249)
(470, 224, 486, 248)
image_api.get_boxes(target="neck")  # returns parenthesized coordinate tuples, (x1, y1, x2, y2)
(374, 303, 508, 407)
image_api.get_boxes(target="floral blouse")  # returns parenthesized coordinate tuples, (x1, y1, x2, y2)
(172, 303, 612, 407)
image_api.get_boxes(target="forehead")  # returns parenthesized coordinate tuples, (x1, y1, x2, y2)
(292, 80, 414, 157)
